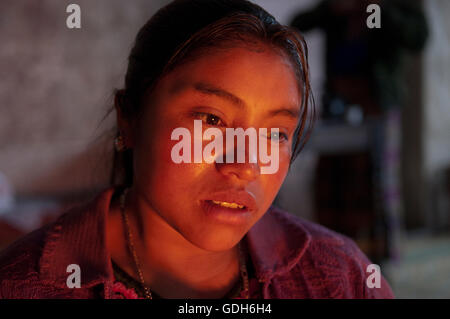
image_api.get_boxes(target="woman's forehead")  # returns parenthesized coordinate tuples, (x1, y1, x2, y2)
(161, 47, 301, 106)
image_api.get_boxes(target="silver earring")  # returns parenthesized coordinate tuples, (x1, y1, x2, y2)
(114, 134, 126, 152)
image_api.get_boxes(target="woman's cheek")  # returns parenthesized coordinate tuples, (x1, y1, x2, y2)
(269, 147, 291, 190)
(145, 124, 180, 164)
(133, 125, 176, 189)
(259, 157, 289, 207)
(277, 144, 292, 174)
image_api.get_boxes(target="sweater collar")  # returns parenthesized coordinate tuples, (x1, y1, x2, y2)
(39, 187, 311, 288)
(39, 188, 115, 289)
(245, 205, 311, 283)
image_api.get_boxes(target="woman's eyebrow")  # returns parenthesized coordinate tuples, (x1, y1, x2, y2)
(193, 82, 246, 108)
(266, 107, 300, 120)
(171, 81, 300, 120)
(169, 80, 245, 107)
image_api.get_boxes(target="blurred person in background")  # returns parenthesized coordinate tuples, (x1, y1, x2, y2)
(291, 0, 428, 263)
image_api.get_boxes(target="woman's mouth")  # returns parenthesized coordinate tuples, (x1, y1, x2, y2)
(210, 200, 245, 209)
(199, 191, 257, 225)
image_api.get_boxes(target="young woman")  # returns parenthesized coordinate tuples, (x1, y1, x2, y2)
(0, 0, 394, 299)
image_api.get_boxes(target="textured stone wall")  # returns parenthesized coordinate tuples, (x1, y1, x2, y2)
(0, 0, 169, 196)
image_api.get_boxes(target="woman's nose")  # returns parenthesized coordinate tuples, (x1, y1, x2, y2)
(215, 140, 260, 181)
(215, 161, 261, 181)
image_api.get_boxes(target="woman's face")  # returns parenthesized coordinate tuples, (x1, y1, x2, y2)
(129, 46, 301, 251)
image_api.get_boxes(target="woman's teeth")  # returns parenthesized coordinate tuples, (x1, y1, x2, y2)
(211, 200, 244, 209)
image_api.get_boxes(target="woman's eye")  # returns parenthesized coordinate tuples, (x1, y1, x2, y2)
(195, 112, 225, 126)
(267, 131, 288, 143)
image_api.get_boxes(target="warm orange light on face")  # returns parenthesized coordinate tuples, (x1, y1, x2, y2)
(131, 46, 301, 252)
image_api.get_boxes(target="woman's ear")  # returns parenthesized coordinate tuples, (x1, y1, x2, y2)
(114, 89, 135, 149)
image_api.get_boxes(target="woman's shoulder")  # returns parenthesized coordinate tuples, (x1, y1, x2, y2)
(266, 205, 364, 254)
(0, 199, 89, 277)
(265, 206, 370, 269)
(0, 221, 53, 297)
(259, 206, 395, 298)
(0, 191, 110, 299)
(0, 221, 53, 273)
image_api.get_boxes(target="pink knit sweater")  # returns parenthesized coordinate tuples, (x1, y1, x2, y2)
(0, 187, 394, 298)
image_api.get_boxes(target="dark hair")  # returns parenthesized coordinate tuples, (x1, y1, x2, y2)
(110, 0, 315, 187)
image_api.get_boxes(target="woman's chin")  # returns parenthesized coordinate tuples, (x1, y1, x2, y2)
(183, 230, 244, 252)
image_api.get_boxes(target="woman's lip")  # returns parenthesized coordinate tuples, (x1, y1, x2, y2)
(200, 200, 254, 225)
(201, 190, 257, 211)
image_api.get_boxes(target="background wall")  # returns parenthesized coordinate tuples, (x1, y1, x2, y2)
(423, 0, 450, 229)
(0, 0, 170, 198)
(424, 0, 450, 177)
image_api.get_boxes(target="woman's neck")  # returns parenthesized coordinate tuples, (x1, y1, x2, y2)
(106, 188, 241, 298)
